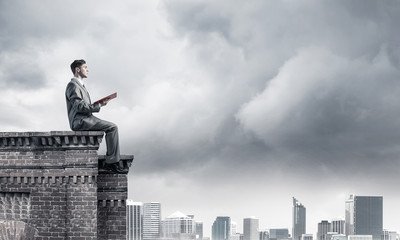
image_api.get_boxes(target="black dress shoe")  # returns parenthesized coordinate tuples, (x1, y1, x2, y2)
(105, 163, 128, 174)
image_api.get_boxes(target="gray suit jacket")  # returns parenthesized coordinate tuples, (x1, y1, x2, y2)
(65, 78, 101, 130)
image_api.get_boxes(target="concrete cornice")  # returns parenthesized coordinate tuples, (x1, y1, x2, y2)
(0, 131, 104, 151)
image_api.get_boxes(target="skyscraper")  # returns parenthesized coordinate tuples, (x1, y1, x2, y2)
(345, 195, 383, 240)
(293, 198, 306, 240)
(143, 202, 161, 240)
(212, 216, 231, 240)
(317, 220, 331, 240)
(127, 201, 143, 240)
(331, 219, 345, 234)
(243, 217, 259, 240)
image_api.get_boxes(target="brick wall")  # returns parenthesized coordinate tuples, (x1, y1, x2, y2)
(98, 173, 128, 240)
(0, 131, 133, 240)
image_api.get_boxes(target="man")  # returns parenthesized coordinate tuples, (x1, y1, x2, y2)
(65, 59, 127, 174)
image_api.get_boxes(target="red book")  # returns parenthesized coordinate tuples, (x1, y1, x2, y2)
(94, 92, 117, 104)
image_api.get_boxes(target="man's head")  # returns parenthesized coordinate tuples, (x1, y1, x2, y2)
(70, 59, 88, 79)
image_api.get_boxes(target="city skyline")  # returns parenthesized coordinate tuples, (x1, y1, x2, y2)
(2, 1, 400, 238)
(129, 194, 389, 239)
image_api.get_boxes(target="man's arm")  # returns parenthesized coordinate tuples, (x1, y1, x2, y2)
(66, 83, 101, 113)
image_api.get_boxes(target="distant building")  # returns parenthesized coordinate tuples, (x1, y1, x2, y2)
(196, 221, 204, 240)
(231, 222, 237, 235)
(326, 232, 339, 240)
(331, 219, 345, 235)
(161, 211, 196, 240)
(212, 217, 231, 240)
(269, 229, 289, 240)
(259, 230, 269, 240)
(382, 230, 398, 240)
(127, 201, 143, 240)
(345, 195, 383, 240)
(244, 217, 259, 240)
(293, 198, 306, 240)
(317, 221, 331, 240)
(143, 202, 161, 240)
(301, 234, 313, 240)
(347, 235, 373, 240)
(231, 233, 243, 240)
(331, 234, 346, 240)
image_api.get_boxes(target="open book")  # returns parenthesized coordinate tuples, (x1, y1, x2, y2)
(94, 92, 117, 104)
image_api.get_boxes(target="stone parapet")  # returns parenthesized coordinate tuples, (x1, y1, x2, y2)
(0, 131, 132, 240)
(0, 131, 104, 151)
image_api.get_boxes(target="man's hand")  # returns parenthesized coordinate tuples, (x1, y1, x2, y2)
(100, 98, 111, 106)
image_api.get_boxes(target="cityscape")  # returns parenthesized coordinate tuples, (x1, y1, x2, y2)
(126, 195, 396, 240)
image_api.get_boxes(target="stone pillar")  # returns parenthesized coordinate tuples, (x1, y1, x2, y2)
(97, 160, 129, 240)
(0, 131, 133, 240)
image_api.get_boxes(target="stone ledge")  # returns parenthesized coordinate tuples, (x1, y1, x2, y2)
(0, 131, 104, 151)
(0, 163, 98, 169)
(98, 155, 133, 174)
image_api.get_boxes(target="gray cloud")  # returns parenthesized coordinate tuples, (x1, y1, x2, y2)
(237, 47, 400, 163)
(0, 54, 47, 89)
(158, 0, 400, 178)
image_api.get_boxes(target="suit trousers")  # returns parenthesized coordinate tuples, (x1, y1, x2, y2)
(78, 116, 120, 164)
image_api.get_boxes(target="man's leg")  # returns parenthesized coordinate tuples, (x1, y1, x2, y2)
(84, 116, 120, 164)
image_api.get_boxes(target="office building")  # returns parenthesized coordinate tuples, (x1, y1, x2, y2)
(161, 211, 196, 240)
(259, 230, 269, 240)
(331, 219, 345, 235)
(231, 234, 243, 240)
(301, 234, 313, 240)
(231, 222, 237, 235)
(143, 202, 161, 240)
(244, 217, 259, 240)
(317, 220, 331, 240)
(212, 217, 231, 240)
(127, 201, 143, 240)
(382, 230, 398, 240)
(331, 235, 346, 240)
(345, 195, 383, 240)
(196, 221, 204, 240)
(348, 236, 372, 240)
(269, 229, 289, 240)
(293, 198, 306, 240)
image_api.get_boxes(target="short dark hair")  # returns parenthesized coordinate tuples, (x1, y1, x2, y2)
(70, 59, 86, 74)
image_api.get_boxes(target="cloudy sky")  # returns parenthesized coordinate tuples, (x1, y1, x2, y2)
(2, 0, 400, 236)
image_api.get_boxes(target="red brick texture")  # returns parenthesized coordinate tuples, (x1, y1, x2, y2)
(0, 131, 133, 240)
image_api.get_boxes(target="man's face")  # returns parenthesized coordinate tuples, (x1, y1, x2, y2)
(76, 64, 89, 78)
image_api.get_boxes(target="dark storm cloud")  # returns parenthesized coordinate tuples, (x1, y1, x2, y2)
(148, 0, 400, 180)
(238, 47, 400, 170)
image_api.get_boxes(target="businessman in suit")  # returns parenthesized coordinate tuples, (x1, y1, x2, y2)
(65, 59, 127, 174)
